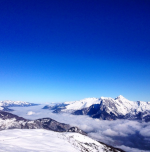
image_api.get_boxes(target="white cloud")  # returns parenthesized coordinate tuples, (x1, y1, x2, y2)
(27, 111, 35, 115)
(103, 129, 119, 136)
(117, 145, 150, 152)
(140, 126, 150, 137)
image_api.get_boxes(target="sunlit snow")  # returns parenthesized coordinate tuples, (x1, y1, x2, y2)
(0, 129, 108, 152)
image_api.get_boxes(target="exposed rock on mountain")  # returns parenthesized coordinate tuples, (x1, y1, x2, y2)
(67, 127, 86, 135)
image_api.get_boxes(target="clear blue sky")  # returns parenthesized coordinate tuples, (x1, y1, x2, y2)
(0, 0, 150, 103)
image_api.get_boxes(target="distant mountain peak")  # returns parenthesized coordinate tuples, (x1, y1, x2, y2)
(100, 95, 127, 101)
(115, 95, 126, 100)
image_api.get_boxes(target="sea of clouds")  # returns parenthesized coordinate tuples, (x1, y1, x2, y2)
(11, 105, 150, 152)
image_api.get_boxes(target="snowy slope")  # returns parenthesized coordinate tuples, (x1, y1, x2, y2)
(0, 129, 122, 152)
(0, 107, 3, 110)
(43, 98, 100, 112)
(63, 98, 100, 111)
(0, 129, 78, 152)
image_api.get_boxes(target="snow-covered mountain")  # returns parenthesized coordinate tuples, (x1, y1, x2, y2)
(43, 97, 100, 113)
(43, 95, 150, 122)
(0, 129, 124, 152)
(0, 100, 39, 111)
(0, 100, 38, 107)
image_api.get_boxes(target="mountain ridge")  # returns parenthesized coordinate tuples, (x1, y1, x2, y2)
(0, 100, 39, 111)
(43, 95, 150, 122)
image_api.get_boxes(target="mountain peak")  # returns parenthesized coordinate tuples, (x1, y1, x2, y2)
(115, 95, 126, 100)
(118, 95, 124, 98)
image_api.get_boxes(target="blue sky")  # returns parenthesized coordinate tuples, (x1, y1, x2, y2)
(0, 0, 150, 103)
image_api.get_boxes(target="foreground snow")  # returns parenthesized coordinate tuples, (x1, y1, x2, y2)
(0, 129, 118, 152)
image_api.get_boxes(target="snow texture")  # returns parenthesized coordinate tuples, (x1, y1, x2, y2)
(0, 129, 117, 152)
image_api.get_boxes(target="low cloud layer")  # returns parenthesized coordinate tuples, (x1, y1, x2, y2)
(27, 111, 35, 115)
(12, 105, 150, 152)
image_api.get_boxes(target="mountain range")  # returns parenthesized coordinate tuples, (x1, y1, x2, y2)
(43, 95, 150, 122)
(0, 100, 39, 111)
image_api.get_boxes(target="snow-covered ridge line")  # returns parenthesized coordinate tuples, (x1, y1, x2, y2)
(0, 100, 39, 107)
(64, 97, 100, 110)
